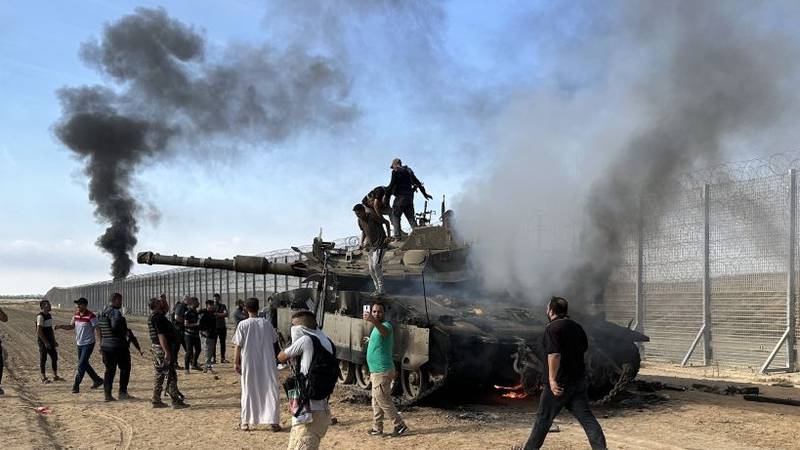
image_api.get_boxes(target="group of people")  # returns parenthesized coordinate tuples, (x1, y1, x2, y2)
(354, 157, 432, 297)
(0, 293, 608, 450)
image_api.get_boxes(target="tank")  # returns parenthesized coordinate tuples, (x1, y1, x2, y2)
(137, 209, 648, 404)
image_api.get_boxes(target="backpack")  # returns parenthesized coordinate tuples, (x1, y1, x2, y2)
(283, 334, 340, 410)
(305, 335, 340, 400)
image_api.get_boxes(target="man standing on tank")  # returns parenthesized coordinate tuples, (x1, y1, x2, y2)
(519, 296, 607, 450)
(385, 158, 432, 240)
(97, 293, 132, 401)
(354, 204, 389, 297)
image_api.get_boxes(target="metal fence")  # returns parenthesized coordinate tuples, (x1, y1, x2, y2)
(44, 236, 360, 321)
(605, 169, 798, 373)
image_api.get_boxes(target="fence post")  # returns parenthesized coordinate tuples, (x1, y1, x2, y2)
(761, 169, 797, 373)
(683, 184, 712, 366)
(634, 204, 645, 338)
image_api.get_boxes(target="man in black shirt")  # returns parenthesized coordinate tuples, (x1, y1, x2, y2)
(521, 297, 606, 450)
(97, 293, 132, 401)
(0, 306, 7, 395)
(385, 158, 432, 240)
(213, 293, 229, 364)
(199, 300, 219, 373)
(35, 299, 63, 383)
(183, 297, 202, 373)
(148, 296, 188, 409)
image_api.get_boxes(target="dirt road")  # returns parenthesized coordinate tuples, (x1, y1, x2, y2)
(1, 303, 799, 449)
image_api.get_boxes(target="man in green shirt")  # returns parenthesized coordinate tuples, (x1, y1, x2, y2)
(363, 303, 408, 437)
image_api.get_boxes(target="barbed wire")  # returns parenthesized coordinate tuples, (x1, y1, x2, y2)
(679, 152, 800, 189)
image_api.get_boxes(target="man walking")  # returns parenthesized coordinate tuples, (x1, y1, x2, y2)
(354, 203, 388, 297)
(148, 296, 188, 409)
(56, 298, 103, 393)
(97, 293, 132, 401)
(0, 306, 7, 395)
(385, 158, 432, 239)
(36, 299, 63, 383)
(233, 298, 281, 432)
(213, 293, 229, 363)
(520, 296, 607, 450)
(278, 310, 336, 450)
(363, 303, 408, 437)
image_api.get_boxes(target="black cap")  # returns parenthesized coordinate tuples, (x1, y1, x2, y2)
(74, 297, 88, 305)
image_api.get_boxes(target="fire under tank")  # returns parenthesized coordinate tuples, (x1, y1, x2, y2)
(137, 211, 648, 404)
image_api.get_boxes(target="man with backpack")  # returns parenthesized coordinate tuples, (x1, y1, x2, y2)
(277, 310, 338, 450)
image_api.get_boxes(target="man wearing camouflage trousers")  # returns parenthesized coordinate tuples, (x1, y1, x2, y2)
(148, 296, 188, 409)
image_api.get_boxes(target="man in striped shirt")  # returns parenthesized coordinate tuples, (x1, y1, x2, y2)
(56, 298, 104, 393)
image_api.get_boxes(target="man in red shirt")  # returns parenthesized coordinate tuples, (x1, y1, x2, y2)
(57, 298, 104, 393)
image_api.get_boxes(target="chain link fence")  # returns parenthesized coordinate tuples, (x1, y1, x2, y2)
(606, 159, 798, 373)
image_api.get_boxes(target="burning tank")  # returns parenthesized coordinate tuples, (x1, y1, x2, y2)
(137, 207, 647, 404)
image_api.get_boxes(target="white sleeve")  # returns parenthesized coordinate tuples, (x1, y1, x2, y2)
(232, 320, 245, 347)
(283, 335, 308, 358)
(36, 315, 44, 326)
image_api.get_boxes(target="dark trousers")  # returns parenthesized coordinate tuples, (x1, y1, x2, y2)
(102, 347, 131, 397)
(74, 343, 102, 389)
(204, 335, 217, 366)
(216, 326, 227, 360)
(184, 334, 201, 369)
(38, 341, 58, 375)
(525, 379, 607, 450)
(391, 195, 416, 238)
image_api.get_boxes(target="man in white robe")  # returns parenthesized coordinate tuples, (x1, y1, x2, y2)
(233, 297, 281, 431)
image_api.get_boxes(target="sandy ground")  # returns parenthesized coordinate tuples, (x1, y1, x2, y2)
(1, 302, 799, 450)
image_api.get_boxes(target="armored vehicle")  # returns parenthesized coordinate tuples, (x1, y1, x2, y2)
(137, 209, 648, 403)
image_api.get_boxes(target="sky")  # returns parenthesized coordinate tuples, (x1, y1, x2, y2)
(0, 0, 541, 294)
(4, 1, 796, 296)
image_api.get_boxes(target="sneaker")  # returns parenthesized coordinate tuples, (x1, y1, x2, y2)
(41, 377, 51, 384)
(368, 428, 383, 436)
(152, 401, 168, 408)
(392, 424, 408, 437)
(118, 392, 133, 400)
(90, 379, 104, 389)
(71, 387, 80, 394)
(105, 396, 117, 402)
(171, 401, 189, 409)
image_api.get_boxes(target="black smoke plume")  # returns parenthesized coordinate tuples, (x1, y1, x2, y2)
(55, 7, 357, 279)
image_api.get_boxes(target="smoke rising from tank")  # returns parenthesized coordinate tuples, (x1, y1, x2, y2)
(55, 7, 357, 279)
(456, 1, 800, 303)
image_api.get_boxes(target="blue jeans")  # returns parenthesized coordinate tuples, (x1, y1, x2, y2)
(524, 379, 607, 450)
(74, 342, 102, 389)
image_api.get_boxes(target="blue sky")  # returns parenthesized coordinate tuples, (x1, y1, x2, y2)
(0, 0, 544, 293)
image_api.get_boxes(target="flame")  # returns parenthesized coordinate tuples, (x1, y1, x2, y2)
(493, 383, 528, 399)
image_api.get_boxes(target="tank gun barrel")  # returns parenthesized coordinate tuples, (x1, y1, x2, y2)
(136, 251, 304, 277)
